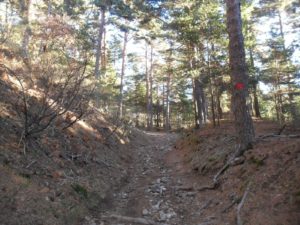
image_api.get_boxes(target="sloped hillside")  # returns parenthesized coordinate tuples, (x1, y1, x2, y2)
(0, 66, 145, 225)
(173, 121, 300, 225)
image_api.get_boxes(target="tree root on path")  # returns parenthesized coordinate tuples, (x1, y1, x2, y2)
(237, 182, 251, 225)
(197, 159, 232, 191)
(102, 214, 157, 225)
(257, 134, 300, 140)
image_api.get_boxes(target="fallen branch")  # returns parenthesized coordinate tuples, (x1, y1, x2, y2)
(257, 134, 300, 140)
(103, 214, 156, 225)
(237, 182, 251, 225)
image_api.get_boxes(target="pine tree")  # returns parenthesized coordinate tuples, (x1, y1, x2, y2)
(225, 0, 255, 155)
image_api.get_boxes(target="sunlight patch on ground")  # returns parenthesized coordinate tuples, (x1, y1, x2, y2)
(77, 120, 95, 133)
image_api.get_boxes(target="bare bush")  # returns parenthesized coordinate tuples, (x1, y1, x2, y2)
(1, 59, 94, 140)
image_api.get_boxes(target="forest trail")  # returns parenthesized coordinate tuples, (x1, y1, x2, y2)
(94, 131, 208, 225)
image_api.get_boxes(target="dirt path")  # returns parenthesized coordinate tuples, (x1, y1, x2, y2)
(87, 131, 213, 225)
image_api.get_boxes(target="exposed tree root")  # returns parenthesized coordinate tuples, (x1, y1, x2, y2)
(102, 214, 157, 225)
(197, 146, 243, 192)
(237, 182, 251, 225)
(257, 134, 300, 140)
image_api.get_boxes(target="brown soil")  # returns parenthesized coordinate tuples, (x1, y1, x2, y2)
(1, 66, 300, 225)
(93, 121, 300, 225)
(0, 70, 138, 225)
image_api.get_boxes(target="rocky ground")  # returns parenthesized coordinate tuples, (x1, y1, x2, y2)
(1, 68, 299, 225)
(85, 131, 221, 225)
(85, 121, 300, 225)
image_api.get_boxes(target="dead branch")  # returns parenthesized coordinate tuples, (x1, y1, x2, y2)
(237, 182, 251, 225)
(103, 214, 156, 225)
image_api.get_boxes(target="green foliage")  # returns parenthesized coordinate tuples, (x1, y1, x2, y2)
(71, 184, 88, 199)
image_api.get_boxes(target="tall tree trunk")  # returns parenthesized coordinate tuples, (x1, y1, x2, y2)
(253, 82, 261, 118)
(156, 84, 160, 128)
(165, 71, 171, 131)
(207, 42, 217, 127)
(63, 0, 72, 15)
(194, 78, 204, 128)
(145, 42, 153, 129)
(249, 48, 261, 118)
(101, 26, 107, 76)
(5, 1, 9, 24)
(226, 0, 255, 155)
(192, 79, 199, 129)
(94, 8, 105, 79)
(274, 61, 285, 124)
(216, 92, 223, 120)
(200, 83, 207, 124)
(162, 84, 166, 128)
(47, 0, 52, 15)
(118, 31, 128, 118)
(20, 0, 31, 69)
(278, 11, 297, 121)
(149, 44, 154, 128)
(146, 43, 149, 127)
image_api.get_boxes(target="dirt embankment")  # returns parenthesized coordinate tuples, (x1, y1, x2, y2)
(0, 71, 144, 225)
(172, 121, 300, 225)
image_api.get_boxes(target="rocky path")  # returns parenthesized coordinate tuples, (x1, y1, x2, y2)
(88, 131, 215, 225)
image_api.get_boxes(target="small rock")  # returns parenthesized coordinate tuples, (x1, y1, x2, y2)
(142, 209, 149, 216)
(159, 211, 168, 222)
(152, 200, 163, 210)
(186, 192, 196, 197)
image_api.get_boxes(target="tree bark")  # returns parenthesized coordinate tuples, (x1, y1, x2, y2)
(278, 11, 297, 121)
(149, 44, 154, 128)
(226, 0, 255, 154)
(94, 8, 105, 79)
(63, 0, 72, 15)
(165, 71, 171, 131)
(118, 31, 128, 118)
(194, 78, 204, 128)
(101, 26, 107, 75)
(156, 84, 160, 128)
(192, 79, 199, 129)
(249, 48, 261, 118)
(20, 0, 31, 68)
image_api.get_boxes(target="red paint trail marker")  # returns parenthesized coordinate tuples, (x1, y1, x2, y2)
(235, 82, 245, 90)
